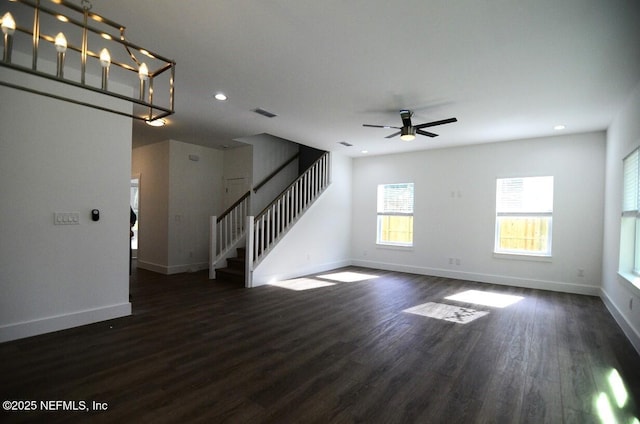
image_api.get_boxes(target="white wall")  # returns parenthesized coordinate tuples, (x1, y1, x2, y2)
(602, 81, 640, 352)
(251, 153, 352, 286)
(222, 144, 252, 209)
(0, 78, 132, 342)
(132, 140, 224, 274)
(168, 140, 224, 273)
(351, 132, 606, 295)
(237, 133, 300, 214)
(132, 141, 170, 270)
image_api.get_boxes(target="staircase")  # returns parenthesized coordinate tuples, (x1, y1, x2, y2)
(210, 152, 330, 287)
(214, 247, 246, 284)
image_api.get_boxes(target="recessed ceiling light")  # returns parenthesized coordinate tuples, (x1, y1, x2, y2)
(361, 150, 368, 154)
(214, 93, 227, 101)
(553, 124, 566, 130)
(146, 118, 166, 127)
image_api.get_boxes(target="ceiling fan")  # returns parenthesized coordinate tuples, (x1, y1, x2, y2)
(363, 110, 457, 141)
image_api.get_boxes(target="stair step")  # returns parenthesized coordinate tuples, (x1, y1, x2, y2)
(227, 256, 245, 270)
(216, 266, 244, 284)
(215, 246, 246, 284)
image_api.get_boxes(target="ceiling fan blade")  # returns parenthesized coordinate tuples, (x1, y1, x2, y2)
(363, 124, 401, 129)
(385, 131, 401, 139)
(415, 117, 458, 129)
(416, 129, 438, 138)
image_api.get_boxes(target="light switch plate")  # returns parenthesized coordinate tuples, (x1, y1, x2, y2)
(54, 212, 80, 225)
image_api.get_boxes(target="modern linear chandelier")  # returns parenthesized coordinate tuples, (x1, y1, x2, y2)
(0, 0, 175, 122)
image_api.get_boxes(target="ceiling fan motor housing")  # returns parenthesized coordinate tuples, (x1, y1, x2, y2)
(400, 109, 413, 127)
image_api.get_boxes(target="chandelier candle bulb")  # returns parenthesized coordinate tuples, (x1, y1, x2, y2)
(1, 12, 15, 63)
(54, 32, 67, 78)
(99, 48, 110, 90)
(138, 62, 149, 101)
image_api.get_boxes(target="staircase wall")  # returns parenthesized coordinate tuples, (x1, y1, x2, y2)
(235, 133, 300, 215)
(251, 153, 352, 286)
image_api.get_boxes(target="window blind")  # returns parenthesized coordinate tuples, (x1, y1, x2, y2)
(623, 149, 639, 213)
(496, 176, 553, 214)
(377, 183, 414, 214)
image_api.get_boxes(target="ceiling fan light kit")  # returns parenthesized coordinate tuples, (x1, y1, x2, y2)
(400, 126, 416, 141)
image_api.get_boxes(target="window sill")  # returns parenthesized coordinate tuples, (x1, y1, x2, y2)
(376, 243, 414, 251)
(617, 271, 640, 296)
(493, 252, 552, 263)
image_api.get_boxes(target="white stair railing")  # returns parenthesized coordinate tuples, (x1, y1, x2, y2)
(248, 152, 330, 277)
(209, 191, 250, 279)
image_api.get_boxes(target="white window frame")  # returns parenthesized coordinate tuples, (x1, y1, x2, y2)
(619, 148, 640, 279)
(376, 183, 414, 247)
(494, 176, 554, 257)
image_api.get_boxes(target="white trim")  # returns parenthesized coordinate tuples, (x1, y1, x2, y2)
(617, 271, 640, 297)
(136, 260, 169, 274)
(493, 252, 553, 262)
(137, 260, 209, 275)
(351, 259, 600, 296)
(600, 288, 640, 355)
(0, 303, 132, 343)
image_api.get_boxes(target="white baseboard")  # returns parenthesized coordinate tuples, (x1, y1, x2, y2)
(167, 262, 209, 275)
(600, 288, 640, 355)
(137, 260, 209, 275)
(0, 302, 131, 343)
(136, 260, 169, 274)
(351, 259, 601, 296)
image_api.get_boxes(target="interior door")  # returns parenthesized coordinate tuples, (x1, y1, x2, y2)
(224, 177, 248, 210)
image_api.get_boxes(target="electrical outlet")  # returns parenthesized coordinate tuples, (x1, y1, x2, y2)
(455, 258, 461, 266)
(577, 269, 584, 277)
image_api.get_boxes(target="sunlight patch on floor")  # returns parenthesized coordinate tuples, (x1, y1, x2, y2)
(594, 368, 638, 424)
(316, 271, 379, 283)
(445, 290, 524, 308)
(268, 278, 336, 291)
(403, 302, 489, 324)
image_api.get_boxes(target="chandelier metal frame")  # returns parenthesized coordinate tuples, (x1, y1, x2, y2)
(0, 0, 175, 122)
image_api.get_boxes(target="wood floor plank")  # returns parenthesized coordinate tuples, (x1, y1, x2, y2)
(1, 265, 638, 423)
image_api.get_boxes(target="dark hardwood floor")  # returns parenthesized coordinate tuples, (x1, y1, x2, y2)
(1, 265, 638, 423)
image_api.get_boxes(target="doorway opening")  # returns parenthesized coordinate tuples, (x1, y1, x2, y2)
(131, 176, 140, 259)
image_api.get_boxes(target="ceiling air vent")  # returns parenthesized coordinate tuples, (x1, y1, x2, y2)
(253, 108, 277, 118)
(338, 141, 353, 147)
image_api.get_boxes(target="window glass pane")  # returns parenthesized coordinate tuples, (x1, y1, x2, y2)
(496, 216, 551, 255)
(634, 217, 640, 274)
(620, 216, 636, 271)
(378, 215, 413, 246)
(495, 176, 553, 256)
(377, 183, 414, 246)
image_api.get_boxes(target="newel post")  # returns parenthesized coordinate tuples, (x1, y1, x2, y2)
(209, 216, 217, 279)
(245, 216, 255, 288)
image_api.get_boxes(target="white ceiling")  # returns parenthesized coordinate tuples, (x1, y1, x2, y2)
(90, 0, 640, 156)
